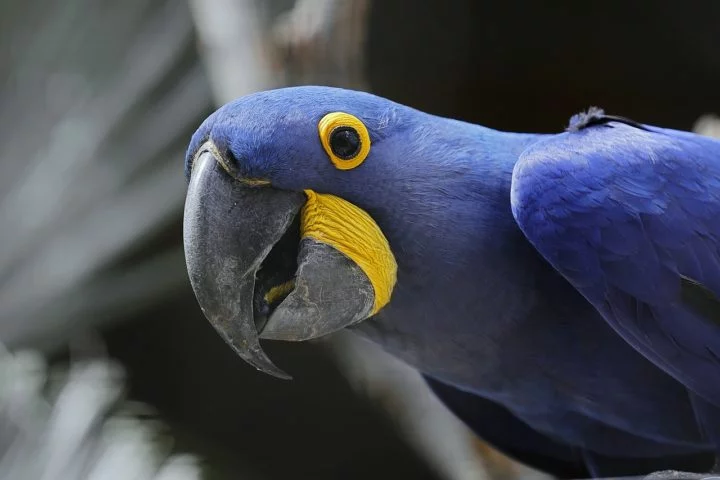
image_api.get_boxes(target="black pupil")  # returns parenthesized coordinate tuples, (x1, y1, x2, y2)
(330, 127, 361, 159)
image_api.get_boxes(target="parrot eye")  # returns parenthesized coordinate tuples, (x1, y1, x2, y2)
(329, 127, 361, 159)
(318, 112, 371, 170)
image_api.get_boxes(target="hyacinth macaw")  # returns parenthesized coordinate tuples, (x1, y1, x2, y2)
(182, 86, 720, 479)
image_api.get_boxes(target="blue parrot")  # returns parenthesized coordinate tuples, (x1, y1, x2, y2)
(182, 86, 720, 478)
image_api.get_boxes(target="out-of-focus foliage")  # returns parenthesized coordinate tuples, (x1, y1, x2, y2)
(0, 0, 212, 351)
(0, 346, 201, 480)
(271, 0, 370, 89)
(694, 114, 720, 139)
(0, 0, 218, 477)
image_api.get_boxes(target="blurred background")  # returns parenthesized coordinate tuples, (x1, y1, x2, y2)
(0, 0, 718, 478)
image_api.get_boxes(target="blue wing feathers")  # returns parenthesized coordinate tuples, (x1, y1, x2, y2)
(511, 122, 720, 415)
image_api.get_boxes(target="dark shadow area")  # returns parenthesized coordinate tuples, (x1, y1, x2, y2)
(367, 0, 720, 131)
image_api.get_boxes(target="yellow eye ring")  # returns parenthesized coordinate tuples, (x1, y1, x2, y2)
(318, 112, 371, 170)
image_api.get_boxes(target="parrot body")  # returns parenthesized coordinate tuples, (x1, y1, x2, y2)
(341, 111, 711, 464)
(511, 115, 720, 449)
(182, 86, 720, 477)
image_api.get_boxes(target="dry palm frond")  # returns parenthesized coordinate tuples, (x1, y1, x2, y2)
(0, 1, 212, 476)
(0, 0, 211, 351)
(0, 346, 201, 480)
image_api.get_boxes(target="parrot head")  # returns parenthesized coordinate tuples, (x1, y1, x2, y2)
(183, 86, 426, 379)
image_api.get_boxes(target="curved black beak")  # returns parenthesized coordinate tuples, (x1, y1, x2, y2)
(183, 144, 383, 379)
(183, 148, 304, 379)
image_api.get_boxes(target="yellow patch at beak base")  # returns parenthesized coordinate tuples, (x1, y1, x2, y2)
(301, 190, 397, 314)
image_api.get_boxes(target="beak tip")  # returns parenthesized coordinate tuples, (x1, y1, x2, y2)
(238, 344, 294, 380)
(254, 360, 293, 380)
(265, 369, 293, 381)
(247, 359, 293, 380)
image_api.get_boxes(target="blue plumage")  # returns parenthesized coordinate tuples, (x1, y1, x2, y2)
(512, 116, 720, 449)
(187, 86, 720, 476)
